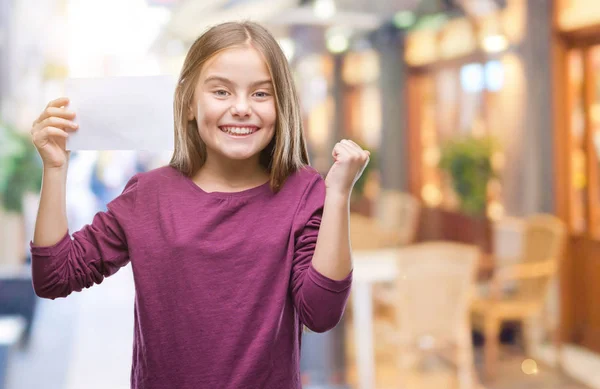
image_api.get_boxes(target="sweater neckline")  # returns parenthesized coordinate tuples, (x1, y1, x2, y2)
(174, 167, 272, 199)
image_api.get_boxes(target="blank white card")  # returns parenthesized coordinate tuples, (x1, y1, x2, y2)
(65, 75, 176, 151)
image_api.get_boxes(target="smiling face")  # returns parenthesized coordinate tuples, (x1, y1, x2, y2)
(188, 46, 277, 165)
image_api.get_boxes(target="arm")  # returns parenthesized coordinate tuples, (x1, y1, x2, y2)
(290, 136, 369, 332)
(485, 259, 558, 300)
(311, 192, 352, 280)
(290, 176, 352, 333)
(32, 166, 68, 246)
(313, 138, 369, 280)
(29, 97, 135, 299)
(30, 97, 78, 246)
(495, 259, 558, 280)
(30, 175, 138, 299)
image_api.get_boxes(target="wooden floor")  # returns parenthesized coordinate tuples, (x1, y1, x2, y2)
(344, 349, 589, 389)
(344, 322, 589, 389)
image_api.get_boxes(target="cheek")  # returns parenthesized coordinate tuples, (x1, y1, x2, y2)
(254, 103, 277, 127)
(196, 98, 226, 126)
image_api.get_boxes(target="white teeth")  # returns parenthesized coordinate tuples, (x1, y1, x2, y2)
(221, 126, 256, 135)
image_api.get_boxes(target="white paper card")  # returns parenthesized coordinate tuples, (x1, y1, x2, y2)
(65, 75, 176, 151)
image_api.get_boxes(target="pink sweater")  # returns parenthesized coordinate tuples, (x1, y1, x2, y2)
(30, 165, 352, 389)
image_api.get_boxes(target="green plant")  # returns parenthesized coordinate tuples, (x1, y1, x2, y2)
(438, 135, 498, 216)
(0, 121, 42, 213)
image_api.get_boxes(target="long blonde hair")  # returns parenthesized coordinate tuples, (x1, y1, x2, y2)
(169, 21, 309, 193)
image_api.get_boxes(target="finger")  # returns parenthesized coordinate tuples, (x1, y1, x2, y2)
(332, 142, 346, 160)
(36, 106, 76, 124)
(38, 117, 78, 131)
(44, 126, 70, 139)
(342, 139, 370, 158)
(46, 97, 70, 109)
(338, 141, 357, 154)
(343, 140, 370, 160)
(341, 139, 361, 150)
(334, 143, 360, 163)
(338, 141, 363, 160)
(33, 126, 69, 144)
(340, 140, 366, 158)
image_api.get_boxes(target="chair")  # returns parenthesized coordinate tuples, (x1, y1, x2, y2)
(471, 214, 567, 379)
(374, 190, 421, 246)
(348, 192, 422, 324)
(350, 213, 402, 250)
(390, 242, 480, 389)
(349, 190, 421, 251)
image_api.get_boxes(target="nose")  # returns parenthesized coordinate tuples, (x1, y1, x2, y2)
(230, 97, 251, 117)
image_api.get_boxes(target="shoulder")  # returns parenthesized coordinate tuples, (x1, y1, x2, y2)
(283, 166, 326, 220)
(110, 166, 186, 215)
(137, 165, 181, 181)
(284, 165, 324, 195)
(116, 166, 185, 203)
(132, 165, 182, 188)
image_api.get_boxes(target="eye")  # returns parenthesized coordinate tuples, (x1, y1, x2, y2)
(253, 91, 271, 98)
(214, 90, 230, 97)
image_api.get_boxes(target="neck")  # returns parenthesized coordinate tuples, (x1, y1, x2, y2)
(193, 153, 268, 190)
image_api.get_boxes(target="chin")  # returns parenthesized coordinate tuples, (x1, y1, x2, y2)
(220, 149, 262, 161)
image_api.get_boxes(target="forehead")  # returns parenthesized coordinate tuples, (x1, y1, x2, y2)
(200, 46, 271, 80)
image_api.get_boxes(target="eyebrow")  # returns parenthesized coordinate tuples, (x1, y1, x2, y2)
(203, 76, 273, 88)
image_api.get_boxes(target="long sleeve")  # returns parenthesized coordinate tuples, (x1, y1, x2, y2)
(30, 174, 139, 299)
(290, 173, 352, 333)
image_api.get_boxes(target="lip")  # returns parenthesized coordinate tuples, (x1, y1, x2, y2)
(219, 124, 260, 130)
(219, 124, 261, 137)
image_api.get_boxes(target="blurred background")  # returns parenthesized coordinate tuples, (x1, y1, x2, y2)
(0, 0, 599, 388)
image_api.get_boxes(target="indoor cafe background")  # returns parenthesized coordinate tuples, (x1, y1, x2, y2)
(1, 0, 600, 388)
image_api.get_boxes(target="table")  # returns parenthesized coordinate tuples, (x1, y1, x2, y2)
(352, 248, 401, 389)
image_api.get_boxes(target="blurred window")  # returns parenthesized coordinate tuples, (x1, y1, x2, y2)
(567, 44, 600, 238)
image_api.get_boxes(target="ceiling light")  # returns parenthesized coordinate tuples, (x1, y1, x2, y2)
(482, 34, 508, 53)
(313, 0, 336, 20)
(326, 34, 349, 54)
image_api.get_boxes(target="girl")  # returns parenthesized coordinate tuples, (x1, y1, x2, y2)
(29, 21, 369, 389)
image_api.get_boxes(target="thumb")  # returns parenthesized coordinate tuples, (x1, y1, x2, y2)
(332, 143, 344, 161)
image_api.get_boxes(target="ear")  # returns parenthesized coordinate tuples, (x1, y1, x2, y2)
(187, 103, 195, 121)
